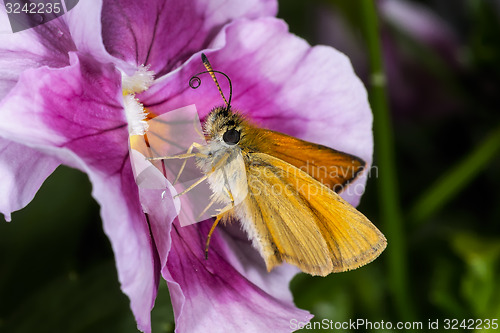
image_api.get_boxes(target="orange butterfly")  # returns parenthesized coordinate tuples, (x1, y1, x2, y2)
(150, 54, 386, 276)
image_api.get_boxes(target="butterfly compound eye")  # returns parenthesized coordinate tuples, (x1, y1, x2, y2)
(223, 129, 240, 145)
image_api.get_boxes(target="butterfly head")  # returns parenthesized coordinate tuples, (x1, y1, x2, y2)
(204, 106, 245, 146)
(190, 54, 248, 147)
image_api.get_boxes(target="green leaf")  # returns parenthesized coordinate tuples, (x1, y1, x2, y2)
(451, 232, 500, 319)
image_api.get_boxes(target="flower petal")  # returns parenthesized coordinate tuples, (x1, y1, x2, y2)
(164, 221, 312, 333)
(136, 155, 309, 332)
(89, 164, 160, 333)
(64, 0, 135, 73)
(0, 52, 125, 163)
(140, 18, 373, 205)
(100, 0, 277, 76)
(0, 139, 59, 221)
(0, 0, 131, 101)
(218, 223, 302, 303)
(133, 151, 307, 332)
(0, 10, 74, 99)
(0, 53, 158, 332)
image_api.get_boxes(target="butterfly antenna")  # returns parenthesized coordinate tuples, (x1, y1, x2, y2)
(189, 54, 233, 110)
(201, 54, 229, 107)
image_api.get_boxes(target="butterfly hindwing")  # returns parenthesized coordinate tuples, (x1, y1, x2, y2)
(240, 152, 386, 276)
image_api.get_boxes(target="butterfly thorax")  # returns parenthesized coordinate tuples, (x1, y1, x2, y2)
(196, 107, 249, 206)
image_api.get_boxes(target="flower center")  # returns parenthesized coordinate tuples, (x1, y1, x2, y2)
(122, 65, 155, 135)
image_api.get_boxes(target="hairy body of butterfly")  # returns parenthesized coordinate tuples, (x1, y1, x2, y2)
(196, 106, 387, 276)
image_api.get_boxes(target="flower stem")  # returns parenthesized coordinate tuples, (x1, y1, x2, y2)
(359, 0, 416, 321)
(410, 124, 500, 224)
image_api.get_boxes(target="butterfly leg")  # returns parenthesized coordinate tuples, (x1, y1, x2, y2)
(225, 186, 235, 206)
(173, 142, 204, 185)
(221, 169, 236, 207)
(205, 204, 233, 260)
(147, 141, 205, 161)
(173, 173, 209, 198)
(170, 152, 231, 198)
(147, 142, 204, 185)
(196, 196, 219, 220)
(172, 155, 229, 199)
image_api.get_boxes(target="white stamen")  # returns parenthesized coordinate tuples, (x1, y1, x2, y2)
(121, 65, 156, 135)
(122, 65, 155, 94)
(124, 94, 149, 135)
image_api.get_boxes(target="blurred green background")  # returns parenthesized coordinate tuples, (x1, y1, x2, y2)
(1, 0, 500, 332)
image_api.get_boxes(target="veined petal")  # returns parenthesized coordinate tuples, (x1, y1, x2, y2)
(89, 165, 160, 333)
(100, 0, 277, 76)
(164, 221, 312, 333)
(137, 155, 309, 332)
(0, 7, 75, 99)
(0, 139, 59, 221)
(0, 52, 126, 169)
(217, 224, 301, 303)
(140, 18, 372, 205)
(0, 1, 132, 101)
(0, 52, 159, 332)
(139, 187, 177, 270)
(63, 0, 136, 73)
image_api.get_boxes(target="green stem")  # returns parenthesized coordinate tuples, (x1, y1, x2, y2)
(410, 124, 500, 224)
(359, 0, 416, 321)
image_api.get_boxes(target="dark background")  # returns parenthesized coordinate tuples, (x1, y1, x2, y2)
(1, 1, 500, 332)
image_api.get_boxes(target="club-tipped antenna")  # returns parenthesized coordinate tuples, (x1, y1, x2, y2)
(189, 53, 232, 110)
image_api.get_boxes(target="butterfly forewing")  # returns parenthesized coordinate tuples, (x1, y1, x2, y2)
(242, 127, 366, 193)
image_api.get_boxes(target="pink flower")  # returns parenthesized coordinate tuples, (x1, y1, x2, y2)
(0, 1, 372, 332)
